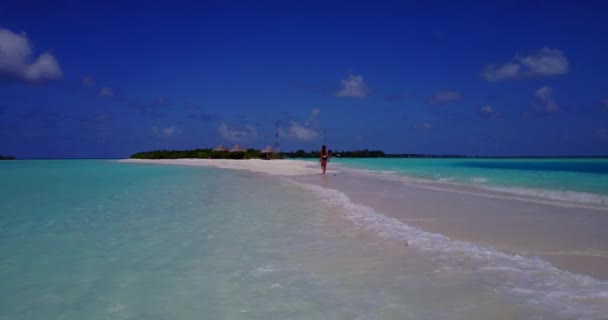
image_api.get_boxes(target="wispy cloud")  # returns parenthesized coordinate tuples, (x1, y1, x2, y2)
(280, 108, 321, 141)
(428, 91, 463, 106)
(520, 48, 569, 76)
(483, 47, 568, 81)
(335, 72, 370, 98)
(483, 63, 521, 82)
(535, 86, 560, 112)
(151, 125, 176, 137)
(284, 123, 319, 141)
(219, 123, 258, 142)
(161, 126, 175, 136)
(99, 87, 114, 97)
(0, 27, 62, 83)
(477, 105, 498, 118)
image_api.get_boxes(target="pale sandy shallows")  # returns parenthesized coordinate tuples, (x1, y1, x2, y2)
(118, 158, 329, 176)
(119, 158, 608, 280)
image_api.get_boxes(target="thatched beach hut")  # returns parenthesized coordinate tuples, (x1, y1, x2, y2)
(260, 145, 276, 160)
(212, 144, 228, 152)
(261, 146, 275, 154)
(229, 144, 246, 153)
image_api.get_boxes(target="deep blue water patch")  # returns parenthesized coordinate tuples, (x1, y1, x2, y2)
(454, 160, 608, 174)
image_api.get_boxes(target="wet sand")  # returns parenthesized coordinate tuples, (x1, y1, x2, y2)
(293, 171, 608, 280)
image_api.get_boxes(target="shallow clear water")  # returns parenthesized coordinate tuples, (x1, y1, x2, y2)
(1, 160, 606, 319)
(330, 158, 608, 205)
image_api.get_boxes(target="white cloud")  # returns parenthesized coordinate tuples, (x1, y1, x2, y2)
(151, 125, 176, 137)
(305, 108, 320, 126)
(162, 126, 175, 136)
(478, 105, 498, 118)
(284, 123, 319, 141)
(99, 87, 114, 97)
(480, 105, 493, 114)
(219, 123, 258, 141)
(597, 128, 608, 140)
(535, 86, 560, 112)
(335, 73, 369, 97)
(483, 63, 520, 81)
(280, 108, 321, 141)
(483, 47, 568, 81)
(520, 48, 568, 76)
(429, 91, 463, 106)
(0, 28, 62, 83)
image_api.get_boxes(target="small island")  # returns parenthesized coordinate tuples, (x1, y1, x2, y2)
(131, 148, 278, 160)
(130, 147, 467, 160)
(0, 154, 16, 160)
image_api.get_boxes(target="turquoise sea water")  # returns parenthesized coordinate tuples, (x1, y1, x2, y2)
(330, 158, 608, 205)
(1, 160, 607, 319)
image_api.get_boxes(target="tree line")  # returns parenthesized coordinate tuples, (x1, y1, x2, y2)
(130, 149, 281, 160)
(0, 154, 16, 160)
(130, 148, 387, 159)
(281, 149, 385, 158)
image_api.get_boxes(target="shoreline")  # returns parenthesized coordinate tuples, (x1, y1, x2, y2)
(120, 158, 608, 280)
(118, 158, 335, 176)
(332, 164, 608, 211)
(292, 172, 608, 281)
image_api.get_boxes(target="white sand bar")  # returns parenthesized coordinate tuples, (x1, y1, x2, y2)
(119, 158, 333, 176)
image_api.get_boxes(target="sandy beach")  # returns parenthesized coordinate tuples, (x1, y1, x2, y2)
(119, 158, 333, 176)
(121, 158, 608, 281)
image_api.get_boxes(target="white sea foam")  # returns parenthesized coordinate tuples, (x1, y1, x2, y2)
(334, 164, 608, 207)
(289, 179, 608, 319)
(484, 186, 608, 206)
(471, 177, 488, 183)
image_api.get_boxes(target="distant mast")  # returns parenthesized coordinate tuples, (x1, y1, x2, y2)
(275, 121, 280, 153)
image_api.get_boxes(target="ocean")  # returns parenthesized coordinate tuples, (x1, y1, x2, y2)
(1, 160, 607, 319)
(330, 157, 608, 206)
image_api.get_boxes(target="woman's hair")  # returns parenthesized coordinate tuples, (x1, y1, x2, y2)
(321, 145, 327, 153)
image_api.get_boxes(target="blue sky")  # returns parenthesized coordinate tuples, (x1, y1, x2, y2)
(1, 1, 607, 158)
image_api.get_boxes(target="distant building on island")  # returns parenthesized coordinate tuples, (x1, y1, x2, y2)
(229, 144, 245, 153)
(212, 144, 228, 152)
(261, 146, 275, 154)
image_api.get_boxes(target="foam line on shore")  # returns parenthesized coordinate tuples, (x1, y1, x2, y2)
(287, 178, 608, 319)
(333, 164, 608, 211)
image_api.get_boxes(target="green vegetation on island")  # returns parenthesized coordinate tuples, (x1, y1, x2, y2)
(0, 154, 16, 160)
(130, 149, 281, 160)
(281, 149, 385, 158)
(130, 148, 385, 159)
(130, 148, 468, 160)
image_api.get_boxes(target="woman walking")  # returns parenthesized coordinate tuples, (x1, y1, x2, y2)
(320, 145, 329, 174)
